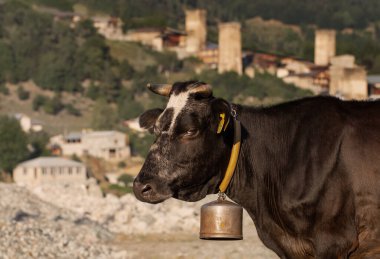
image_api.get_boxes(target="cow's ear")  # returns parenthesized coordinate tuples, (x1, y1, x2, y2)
(211, 98, 231, 134)
(139, 108, 163, 133)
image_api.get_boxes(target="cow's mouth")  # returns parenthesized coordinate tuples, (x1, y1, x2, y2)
(133, 180, 172, 204)
(172, 180, 212, 202)
(135, 192, 172, 204)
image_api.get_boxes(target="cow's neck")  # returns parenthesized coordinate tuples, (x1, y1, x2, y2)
(224, 105, 263, 218)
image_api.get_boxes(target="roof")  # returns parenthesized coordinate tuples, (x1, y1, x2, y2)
(65, 132, 82, 140)
(367, 75, 380, 84)
(17, 157, 84, 168)
(64, 130, 124, 140)
(85, 130, 124, 137)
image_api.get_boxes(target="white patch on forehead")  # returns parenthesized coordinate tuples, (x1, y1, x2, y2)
(163, 91, 190, 132)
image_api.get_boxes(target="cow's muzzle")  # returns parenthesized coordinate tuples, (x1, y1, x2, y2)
(133, 180, 172, 204)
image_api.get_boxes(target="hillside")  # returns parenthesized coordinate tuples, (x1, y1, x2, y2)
(19, 0, 380, 30)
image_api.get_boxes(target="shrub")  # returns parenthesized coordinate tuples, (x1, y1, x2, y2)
(117, 174, 134, 185)
(117, 161, 127, 168)
(17, 85, 30, 100)
(0, 83, 9, 95)
(65, 103, 81, 116)
(43, 95, 64, 115)
(32, 95, 48, 111)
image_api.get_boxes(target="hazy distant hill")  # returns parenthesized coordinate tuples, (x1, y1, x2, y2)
(21, 0, 380, 30)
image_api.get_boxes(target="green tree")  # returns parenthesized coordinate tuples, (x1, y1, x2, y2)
(43, 95, 64, 115)
(0, 83, 9, 95)
(0, 116, 29, 173)
(28, 131, 50, 159)
(65, 103, 81, 116)
(32, 94, 48, 111)
(119, 60, 135, 80)
(17, 85, 30, 100)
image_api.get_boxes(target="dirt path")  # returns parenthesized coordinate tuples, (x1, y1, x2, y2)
(115, 232, 278, 259)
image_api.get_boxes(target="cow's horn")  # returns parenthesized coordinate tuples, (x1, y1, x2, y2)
(189, 83, 212, 97)
(147, 83, 172, 97)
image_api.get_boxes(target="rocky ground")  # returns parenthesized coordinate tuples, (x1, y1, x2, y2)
(0, 183, 278, 258)
(0, 183, 127, 258)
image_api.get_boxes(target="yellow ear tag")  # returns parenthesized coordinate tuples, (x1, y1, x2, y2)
(217, 113, 225, 134)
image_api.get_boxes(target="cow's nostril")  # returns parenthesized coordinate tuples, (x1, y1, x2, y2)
(141, 184, 153, 196)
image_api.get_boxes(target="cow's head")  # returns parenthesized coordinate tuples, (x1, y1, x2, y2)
(133, 81, 234, 203)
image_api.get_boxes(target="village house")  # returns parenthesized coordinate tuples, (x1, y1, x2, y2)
(329, 55, 368, 100)
(50, 130, 131, 161)
(13, 157, 87, 186)
(92, 16, 126, 41)
(14, 113, 43, 133)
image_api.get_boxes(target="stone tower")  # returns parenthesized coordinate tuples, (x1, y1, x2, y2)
(185, 9, 207, 54)
(218, 22, 242, 75)
(314, 29, 336, 66)
(329, 55, 368, 100)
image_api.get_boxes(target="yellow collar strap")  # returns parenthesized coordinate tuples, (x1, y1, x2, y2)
(218, 109, 241, 193)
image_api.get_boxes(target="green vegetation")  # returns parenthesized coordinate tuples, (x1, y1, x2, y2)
(32, 94, 65, 115)
(32, 95, 48, 111)
(117, 174, 134, 185)
(28, 131, 51, 159)
(90, 98, 118, 130)
(0, 83, 9, 95)
(17, 85, 30, 100)
(28, 0, 379, 30)
(107, 183, 133, 196)
(0, 116, 29, 173)
(65, 103, 81, 116)
(198, 71, 312, 103)
(0, 116, 51, 175)
(105, 173, 134, 196)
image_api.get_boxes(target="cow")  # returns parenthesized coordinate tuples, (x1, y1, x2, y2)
(133, 81, 380, 259)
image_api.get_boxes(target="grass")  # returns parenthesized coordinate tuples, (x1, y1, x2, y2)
(107, 41, 157, 71)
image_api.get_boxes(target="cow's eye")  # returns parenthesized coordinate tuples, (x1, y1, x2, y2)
(182, 129, 199, 138)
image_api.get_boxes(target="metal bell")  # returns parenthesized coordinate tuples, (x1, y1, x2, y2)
(200, 195, 243, 240)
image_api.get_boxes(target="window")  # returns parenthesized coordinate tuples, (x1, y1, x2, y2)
(68, 168, 72, 175)
(23, 168, 27, 175)
(42, 168, 46, 175)
(109, 149, 116, 158)
(76, 167, 81, 174)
